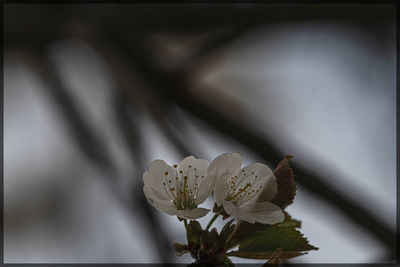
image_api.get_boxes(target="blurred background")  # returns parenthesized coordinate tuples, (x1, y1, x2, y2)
(4, 4, 397, 264)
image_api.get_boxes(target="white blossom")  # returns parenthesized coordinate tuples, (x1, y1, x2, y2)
(143, 156, 214, 219)
(209, 152, 284, 224)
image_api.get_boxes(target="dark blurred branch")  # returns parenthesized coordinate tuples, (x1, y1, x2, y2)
(58, 31, 174, 262)
(148, 103, 200, 158)
(112, 92, 173, 263)
(72, 23, 202, 160)
(27, 48, 173, 263)
(28, 49, 115, 172)
(107, 28, 396, 258)
(176, 26, 248, 74)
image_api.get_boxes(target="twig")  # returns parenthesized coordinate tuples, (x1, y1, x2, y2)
(226, 220, 242, 248)
(205, 214, 219, 231)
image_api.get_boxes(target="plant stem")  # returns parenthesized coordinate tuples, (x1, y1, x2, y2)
(226, 220, 241, 247)
(205, 213, 219, 231)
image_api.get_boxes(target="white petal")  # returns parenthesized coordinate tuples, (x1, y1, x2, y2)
(234, 162, 276, 206)
(256, 174, 278, 203)
(194, 162, 215, 205)
(143, 160, 178, 200)
(213, 169, 231, 206)
(234, 201, 284, 224)
(177, 156, 210, 204)
(177, 155, 197, 176)
(175, 207, 210, 219)
(195, 176, 214, 204)
(209, 153, 242, 206)
(208, 152, 242, 177)
(221, 200, 238, 217)
(143, 185, 177, 215)
(143, 182, 169, 202)
(143, 160, 177, 200)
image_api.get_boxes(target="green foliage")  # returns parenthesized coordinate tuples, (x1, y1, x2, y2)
(176, 219, 234, 266)
(173, 243, 190, 256)
(219, 219, 235, 250)
(278, 211, 302, 228)
(227, 219, 318, 260)
(265, 248, 282, 265)
(186, 220, 202, 244)
(228, 250, 306, 260)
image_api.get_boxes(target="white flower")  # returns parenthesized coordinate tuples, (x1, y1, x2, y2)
(209, 152, 284, 224)
(143, 156, 214, 219)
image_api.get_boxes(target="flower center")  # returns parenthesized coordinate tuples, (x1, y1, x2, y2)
(162, 165, 205, 210)
(225, 170, 263, 206)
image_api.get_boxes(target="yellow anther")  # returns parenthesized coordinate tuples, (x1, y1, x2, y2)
(179, 170, 183, 174)
(169, 187, 175, 191)
(164, 171, 168, 175)
(173, 164, 177, 168)
(168, 180, 172, 183)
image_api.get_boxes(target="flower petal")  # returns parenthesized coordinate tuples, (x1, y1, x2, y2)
(213, 169, 231, 206)
(177, 156, 210, 204)
(177, 155, 197, 176)
(143, 185, 177, 215)
(234, 162, 276, 206)
(175, 207, 210, 219)
(143, 160, 178, 202)
(208, 152, 242, 177)
(223, 200, 284, 224)
(256, 174, 278, 203)
(192, 160, 214, 205)
(143, 181, 170, 202)
(209, 153, 242, 206)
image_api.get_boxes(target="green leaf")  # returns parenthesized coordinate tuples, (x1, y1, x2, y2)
(278, 211, 302, 228)
(219, 219, 235, 250)
(173, 243, 190, 257)
(265, 248, 282, 265)
(227, 250, 306, 260)
(227, 222, 318, 260)
(186, 220, 202, 244)
(270, 156, 297, 209)
(200, 228, 219, 253)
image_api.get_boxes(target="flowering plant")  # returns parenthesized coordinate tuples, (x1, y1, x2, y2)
(143, 153, 317, 265)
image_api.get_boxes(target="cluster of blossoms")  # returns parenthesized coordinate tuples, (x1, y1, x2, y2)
(143, 152, 284, 224)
